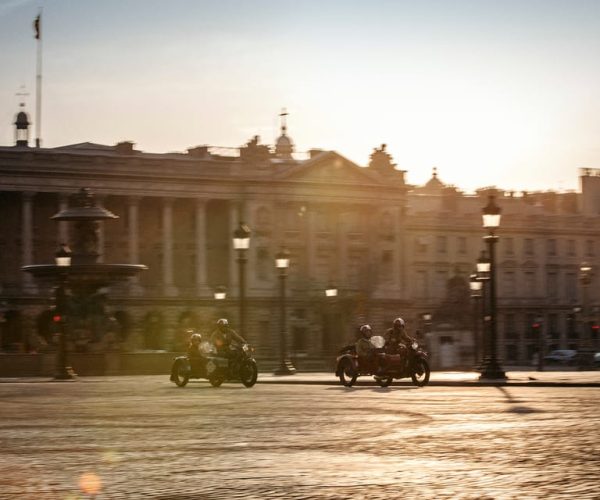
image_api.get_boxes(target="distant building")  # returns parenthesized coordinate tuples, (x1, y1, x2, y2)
(0, 109, 598, 369)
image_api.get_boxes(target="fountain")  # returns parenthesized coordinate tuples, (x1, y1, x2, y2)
(22, 188, 147, 379)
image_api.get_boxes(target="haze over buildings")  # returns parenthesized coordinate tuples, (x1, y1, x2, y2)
(1, 0, 600, 193)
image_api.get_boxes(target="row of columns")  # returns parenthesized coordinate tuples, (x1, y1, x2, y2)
(18, 192, 407, 298)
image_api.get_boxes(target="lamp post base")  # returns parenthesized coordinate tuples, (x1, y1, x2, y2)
(54, 366, 77, 380)
(274, 360, 296, 376)
(478, 356, 506, 380)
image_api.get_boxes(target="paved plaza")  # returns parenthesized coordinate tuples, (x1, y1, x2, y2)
(0, 375, 599, 499)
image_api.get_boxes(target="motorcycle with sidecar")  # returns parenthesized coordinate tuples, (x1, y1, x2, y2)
(335, 335, 430, 388)
(170, 339, 258, 388)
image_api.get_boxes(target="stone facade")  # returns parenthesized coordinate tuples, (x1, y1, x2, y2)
(1, 123, 599, 369)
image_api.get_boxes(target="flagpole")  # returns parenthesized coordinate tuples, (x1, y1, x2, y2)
(35, 9, 42, 148)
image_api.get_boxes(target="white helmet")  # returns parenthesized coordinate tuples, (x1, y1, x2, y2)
(393, 317, 405, 329)
(359, 324, 372, 337)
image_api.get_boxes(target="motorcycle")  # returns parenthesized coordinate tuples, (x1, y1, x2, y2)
(170, 340, 258, 388)
(335, 335, 430, 388)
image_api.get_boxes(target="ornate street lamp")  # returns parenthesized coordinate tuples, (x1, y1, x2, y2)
(469, 273, 483, 366)
(213, 286, 227, 301)
(479, 195, 506, 380)
(579, 262, 594, 366)
(54, 244, 75, 380)
(325, 284, 338, 298)
(232, 223, 251, 338)
(274, 248, 295, 375)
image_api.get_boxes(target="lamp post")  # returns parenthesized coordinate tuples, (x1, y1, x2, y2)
(274, 248, 295, 375)
(213, 286, 227, 301)
(579, 262, 594, 367)
(325, 284, 338, 298)
(54, 244, 76, 380)
(469, 273, 483, 366)
(476, 251, 490, 364)
(478, 195, 506, 380)
(232, 223, 251, 338)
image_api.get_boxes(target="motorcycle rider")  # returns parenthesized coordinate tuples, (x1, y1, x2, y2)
(210, 318, 247, 358)
(384, 317, 416, 368)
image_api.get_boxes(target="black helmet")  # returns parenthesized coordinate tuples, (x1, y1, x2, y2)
(393, 317, 405, 329)
(359, 324, 372, 337)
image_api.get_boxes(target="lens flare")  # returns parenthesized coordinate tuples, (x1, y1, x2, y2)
(78, 472, 102, 495)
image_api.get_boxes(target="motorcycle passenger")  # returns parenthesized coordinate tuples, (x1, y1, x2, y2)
(187, 332, 204, 372)
(355, 324, 374, 358)
(210, 318, 247, 359)
(187, 332, 203, 358)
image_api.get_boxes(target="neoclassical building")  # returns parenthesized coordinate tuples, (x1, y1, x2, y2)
(1, 110, 599, 371)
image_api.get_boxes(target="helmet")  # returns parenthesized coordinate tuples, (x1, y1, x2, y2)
(190, 333, 202, 344)
(393, 317, 405, 329)
(217, 318, 229, 330)
(359, 324, 372, 338)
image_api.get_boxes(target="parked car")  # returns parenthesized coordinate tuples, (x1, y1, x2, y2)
(544, 349, 577, 365)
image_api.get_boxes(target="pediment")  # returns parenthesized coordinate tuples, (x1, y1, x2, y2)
(276, 151, 383, 186)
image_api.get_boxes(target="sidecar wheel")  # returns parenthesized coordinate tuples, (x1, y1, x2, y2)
(339, 358, 357, 387)
(173, 363, 189, 387)
(240, 360, 258, 388)
(209, 377, 224, 387)
(411, 358, 430, 387)
(375, 376, 393, 388)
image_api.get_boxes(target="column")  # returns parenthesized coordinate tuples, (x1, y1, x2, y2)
(229, 200, 239, 293)
(96, 195, 106, 263)
(57, 192, 69, 244)
(306, 204, 317, 282)
(162, 198, 178, 296)
(195, 198, 210, 296)
(335, 207, 347, 285)
(128, 196, 143, 295)
(22, 191, 35, 291)
(393, 205, 403, 294)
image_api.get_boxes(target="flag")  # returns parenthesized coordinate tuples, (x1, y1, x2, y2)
(33, 14, 40, 40)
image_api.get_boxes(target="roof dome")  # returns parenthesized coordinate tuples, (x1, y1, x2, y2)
(274, 108, 294, 159)
(14, 110, 30, 129)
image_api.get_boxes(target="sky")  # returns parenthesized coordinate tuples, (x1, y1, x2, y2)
(1, 0, 599, 193)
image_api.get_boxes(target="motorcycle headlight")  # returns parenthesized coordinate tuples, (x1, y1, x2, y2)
(370, 336, 385, 349)
(242, 344, 249, 353)
(200, 341, 215, 354)
(412, 341, 419, 350)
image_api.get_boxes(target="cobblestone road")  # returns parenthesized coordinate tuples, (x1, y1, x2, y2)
(1, 376, 598, 499)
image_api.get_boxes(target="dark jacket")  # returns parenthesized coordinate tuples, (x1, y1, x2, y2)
(210, 327, 246, 351)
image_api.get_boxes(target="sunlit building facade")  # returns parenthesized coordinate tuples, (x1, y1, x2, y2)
(1, 111, 599, 371)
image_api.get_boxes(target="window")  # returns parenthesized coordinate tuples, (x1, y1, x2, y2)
(504, 313, 517, 339)
(547, 239, 557, 256)
(525, 271, 536, 296)
(415, 270, 428, 298)
(547, 272, 558, 299)
(436, 236, 447, 253)
(504, 237, 514, 256)
(524, 238, 534, 256)
(566, 273, 577, 302)
(415, 237, 428, 254)
(435, 270, 448, 299)
(256, 247, 270, 281)
(503, 271, 516, 296)
(548, 314, 559, 339)
(458, 236, 467, 254)
(567, 239, 576, 256)
(586, 240, 595, 256)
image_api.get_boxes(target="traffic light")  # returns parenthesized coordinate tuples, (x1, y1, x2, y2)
(531, 322, 541, 337)
(592, 322, 600, 339)
(52, 313, 62, 324)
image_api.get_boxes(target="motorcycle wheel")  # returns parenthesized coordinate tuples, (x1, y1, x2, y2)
(240, 360, 258, 388)
(375, 376, 393, 388)
(209, 377, 224, 387)
(411, 358, 430, 387)
(173, 363, 189, 387)
(338, 358, 357, 387)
